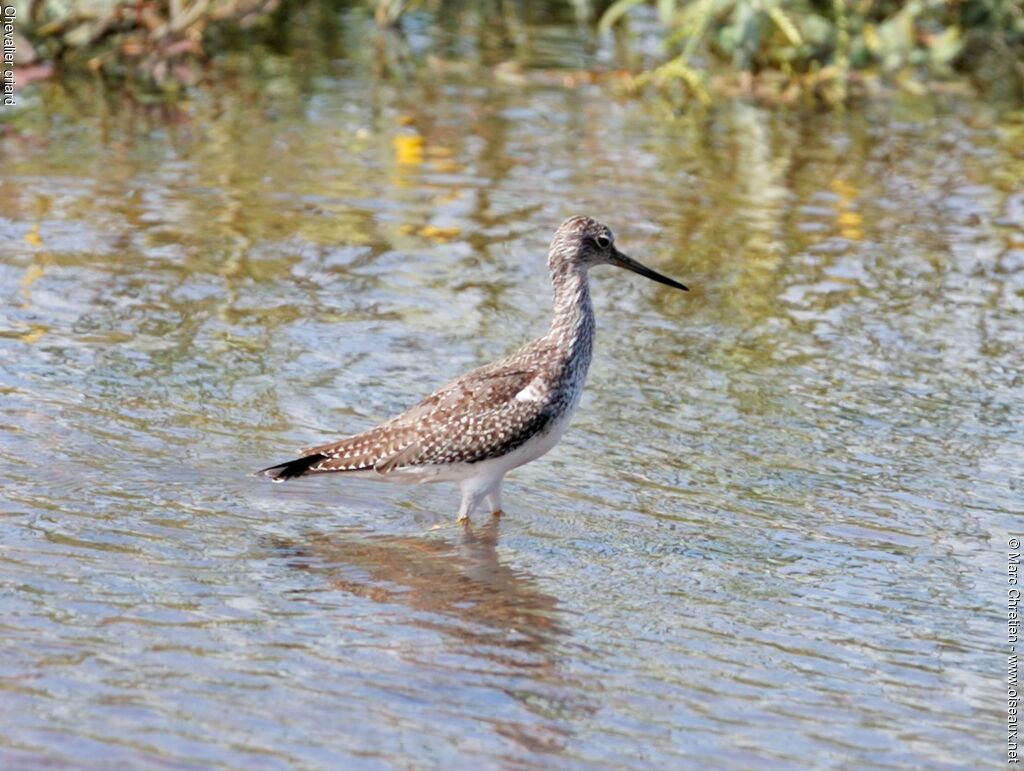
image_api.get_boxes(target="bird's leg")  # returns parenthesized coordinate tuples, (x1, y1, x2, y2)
(456, 481, 488, 523)
(485, 483, 503, 518)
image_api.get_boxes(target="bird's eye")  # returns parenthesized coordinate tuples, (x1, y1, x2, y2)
(595, 236, 611, 249)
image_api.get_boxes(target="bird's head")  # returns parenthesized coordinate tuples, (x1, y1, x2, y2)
(548, 216, 688, 292)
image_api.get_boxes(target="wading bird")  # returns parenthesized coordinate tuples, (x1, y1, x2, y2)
(259, 216, 688, 521)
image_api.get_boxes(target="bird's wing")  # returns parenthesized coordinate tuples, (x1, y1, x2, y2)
(297, 359, 552, 474)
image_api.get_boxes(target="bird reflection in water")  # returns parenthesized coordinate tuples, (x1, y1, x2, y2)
(273, 518, 589, 755)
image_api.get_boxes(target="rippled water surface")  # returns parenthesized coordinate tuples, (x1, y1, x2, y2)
(2, 10, 1022, 769)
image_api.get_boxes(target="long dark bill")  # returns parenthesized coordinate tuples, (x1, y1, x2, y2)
(611, 249, 688, 292)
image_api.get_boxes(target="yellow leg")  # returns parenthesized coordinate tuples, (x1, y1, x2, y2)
(485, 485, 503, 518)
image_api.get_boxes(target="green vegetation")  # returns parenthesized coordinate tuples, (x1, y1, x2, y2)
(12, 0, 1024, 104)
(598, 0, 1024, 105)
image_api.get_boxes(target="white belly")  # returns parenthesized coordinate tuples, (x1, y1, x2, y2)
(488, 406, 576, 473)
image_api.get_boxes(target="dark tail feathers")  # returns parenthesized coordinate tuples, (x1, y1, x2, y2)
(258, 453, 328, 482)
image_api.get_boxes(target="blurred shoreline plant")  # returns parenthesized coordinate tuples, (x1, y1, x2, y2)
(8, 0, 1024, 104)
(598, 0, 1024, 105)
(16, 0, 282, 86)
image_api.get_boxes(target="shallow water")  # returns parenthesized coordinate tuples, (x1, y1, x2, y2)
(1, 9, 1022, 769)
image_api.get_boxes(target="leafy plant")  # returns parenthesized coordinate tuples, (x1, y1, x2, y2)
(600, 0, 1024, 104)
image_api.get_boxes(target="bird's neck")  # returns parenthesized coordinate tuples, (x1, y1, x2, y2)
(548, 266, 594, 364)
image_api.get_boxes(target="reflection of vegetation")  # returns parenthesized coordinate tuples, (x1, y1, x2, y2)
(599, 0, 1024, 104)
